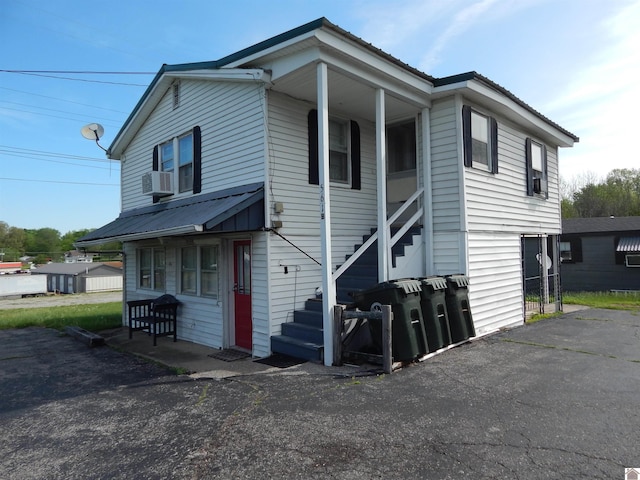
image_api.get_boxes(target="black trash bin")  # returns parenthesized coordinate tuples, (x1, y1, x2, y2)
(418, 277, 452, 352)
(444, 274, 475, 342)
(352, 279, 428, 362)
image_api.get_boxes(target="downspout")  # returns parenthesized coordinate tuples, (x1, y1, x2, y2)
(317, 62, 336, 367)
(454, 94, 470, 274)
(261, 86, 275, 354)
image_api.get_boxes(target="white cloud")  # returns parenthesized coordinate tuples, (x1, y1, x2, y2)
(549, 0, 640, 180)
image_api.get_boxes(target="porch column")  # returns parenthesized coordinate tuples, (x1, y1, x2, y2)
(317, 62, 336, 366)
(541, 235, 550, 306)
(421, 107, 434, 274)
(376, 88, 389, 282)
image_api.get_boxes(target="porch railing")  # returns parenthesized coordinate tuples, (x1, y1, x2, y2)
(332, 187, 424, 283)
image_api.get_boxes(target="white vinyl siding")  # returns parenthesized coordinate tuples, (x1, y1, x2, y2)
(430, 98, 463, 273)
(464, 111, 561, 234)
(120, 80, 265, 210)
(266, 92, 379, 318)
(467, 232, 524, 335)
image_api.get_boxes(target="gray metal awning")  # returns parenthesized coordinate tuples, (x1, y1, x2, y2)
(76, 182, 264, 247)
(616, 236, 640, 252)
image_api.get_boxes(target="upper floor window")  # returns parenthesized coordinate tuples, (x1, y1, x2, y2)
(387, 120, 416, 174)
(329, 118, 349, 184)
(152, 126, 202, 202)
(526, 138, 548, 198)
(462, 105, 498, 173)
(138, 247, 165, 291)
(308, 109, 361, 190)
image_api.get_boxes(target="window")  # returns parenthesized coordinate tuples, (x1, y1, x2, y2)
(387, 121, 416, 173)
(625, 254, 640, 267)
(462, 105, 498, 173)
(526, 138, 548, 198)
(138, 247, 165, 290)
(172, 82, 180, 109)
(308, 110, 361, 189)
(178, 134, 193, 192)
(559, 236, 582, 263)
(152, 126, 201, 202)
(329, 119, 349, 183)
(180, 245, 219, 298)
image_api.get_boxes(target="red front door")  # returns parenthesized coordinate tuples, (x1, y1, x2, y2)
(233, 240, 252, 350)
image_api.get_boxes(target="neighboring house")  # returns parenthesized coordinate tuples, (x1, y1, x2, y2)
(77, 18, 578, 364)
(31, 263, 123, 294)
(64, 250, 94, 263)
(561, 217, 640, 292)
(0, 262, 23, 274)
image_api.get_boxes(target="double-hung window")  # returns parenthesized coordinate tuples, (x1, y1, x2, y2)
(160, 132, 194, 193)
(152, 126, 201, 201)
(138, 247, 165, 291)
(308, 109, 361, 190)
(180, 245, 219, 298)
(329, 119, 349, 184)
(526, 138, 548, 198)
(462, 105, 498, 173)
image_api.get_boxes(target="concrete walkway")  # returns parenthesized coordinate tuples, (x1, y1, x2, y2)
(1, 307, 638, 479)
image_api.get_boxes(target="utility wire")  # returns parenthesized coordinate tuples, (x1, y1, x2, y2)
(0, 71, 149, 86)
(0, 86, 129, 114)
(0, 177, 118, 186)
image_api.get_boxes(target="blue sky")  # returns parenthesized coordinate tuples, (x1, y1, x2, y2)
(1, 0, 638, 234)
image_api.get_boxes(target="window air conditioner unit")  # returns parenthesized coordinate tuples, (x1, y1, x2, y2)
(141, 171, 173, 196)
(533, 177, 547, 194)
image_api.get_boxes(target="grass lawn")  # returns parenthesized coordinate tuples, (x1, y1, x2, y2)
(0, 302, 123, 332)
(563, 291, 640, 311)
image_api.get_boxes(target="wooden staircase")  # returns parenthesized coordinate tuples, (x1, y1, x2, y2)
(270, 227, 422, 362)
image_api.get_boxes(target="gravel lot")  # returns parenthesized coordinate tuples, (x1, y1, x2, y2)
(0, 291, 122, 310)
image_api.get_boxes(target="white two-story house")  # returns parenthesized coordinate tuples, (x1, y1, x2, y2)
(77, 18, 578, 365)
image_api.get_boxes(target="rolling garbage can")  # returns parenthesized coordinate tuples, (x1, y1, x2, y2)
(352, 279, 428, 362)
(418, 276, 452, 352)
(445, 274, 475, 342)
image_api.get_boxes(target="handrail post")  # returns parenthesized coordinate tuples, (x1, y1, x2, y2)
(382, 304, 393, 374)
(332, 305, 345, 366)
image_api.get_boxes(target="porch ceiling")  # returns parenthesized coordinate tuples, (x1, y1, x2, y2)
(269, 63, 422, 122)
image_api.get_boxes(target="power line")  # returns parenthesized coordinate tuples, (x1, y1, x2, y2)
(0, 100, 123, 124)
(0, 146, 109, 162)
(0, 70, 155, 75)
(0, 177, 118, 186)
(0, 71, 149, 87)
(0, 86, 130, 114)
(0, 105, 121, 128)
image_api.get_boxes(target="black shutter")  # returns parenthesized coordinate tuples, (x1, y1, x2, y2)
(308, 109, 319, 185)
(490, 117, 498, 174)
(152, 145, 159, 204)
(350, 120, 361, 190)
(525, 137, 533, 196)
(462, 105, 472, 167)
(572, 237, 583, 263)
(193, 126, 202, 194)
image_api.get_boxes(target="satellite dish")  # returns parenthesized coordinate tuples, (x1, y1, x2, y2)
(80, 123, 107, 152)
(81, 123, 105, 141)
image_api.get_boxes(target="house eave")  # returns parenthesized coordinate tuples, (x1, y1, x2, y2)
(433, 73, 579, 148)
(108, 68, 269, 159)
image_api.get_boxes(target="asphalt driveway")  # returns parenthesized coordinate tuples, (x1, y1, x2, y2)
(1, 308, 638, 479)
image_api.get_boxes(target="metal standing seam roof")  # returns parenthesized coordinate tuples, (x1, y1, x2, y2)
(76, 182, 264, 245)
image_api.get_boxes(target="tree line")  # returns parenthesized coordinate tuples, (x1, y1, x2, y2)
(0, 222, 121, 264)
(562, 169, 640, 218)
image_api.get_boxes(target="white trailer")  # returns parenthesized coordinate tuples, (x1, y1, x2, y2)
(0, 275, 48, 298)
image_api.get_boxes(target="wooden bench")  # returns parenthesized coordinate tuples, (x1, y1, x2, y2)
(127, 294, 180, 346)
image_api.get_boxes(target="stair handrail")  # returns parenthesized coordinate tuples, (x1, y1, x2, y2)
(332, 186, 424, 283)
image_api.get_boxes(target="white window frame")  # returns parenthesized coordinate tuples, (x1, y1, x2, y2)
(470, 110, 490, 169)
(625, 254, 640, 267)
(160, 130, 194, 194)
(329, 117, 350, 185)
(179, 244, 220, 298)
(559, 241, 572, 262)
(138, 247, 165, 291)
